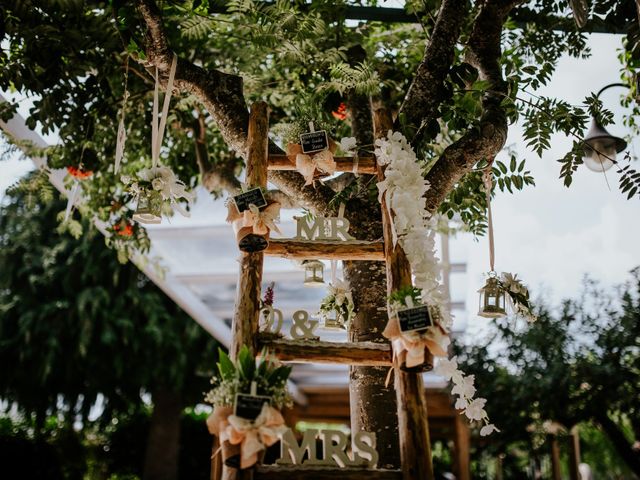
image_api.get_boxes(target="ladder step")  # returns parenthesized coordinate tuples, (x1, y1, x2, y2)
(268, 155, 376, 174)
(255, 465, 402, 479)
(265, 239, 384, 261)
(258, 336, 392, 366)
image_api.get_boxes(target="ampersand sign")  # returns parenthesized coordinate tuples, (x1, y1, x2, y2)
(290, 310, 319, 340)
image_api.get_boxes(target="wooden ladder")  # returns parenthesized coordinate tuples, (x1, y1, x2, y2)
(219, 102, 434, 480)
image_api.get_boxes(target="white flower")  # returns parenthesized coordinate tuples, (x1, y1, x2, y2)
(451, 375, 476, 399)
(464, 398, 487, 422)
(455, 397, 469, 410)
(120, 175, 131, 184)
(339, 136, 358, 153)
(480, 424, 500, 436)
(435, 357, 459, 381)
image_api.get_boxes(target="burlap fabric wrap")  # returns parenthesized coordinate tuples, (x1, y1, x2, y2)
(383, 308, 448, 372)
(286, 139, 338, 186)
(207, 404, 288, 469)
(226, 200, 281, 252)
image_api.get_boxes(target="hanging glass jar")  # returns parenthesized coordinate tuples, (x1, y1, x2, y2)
(323, 309, 346, 330)
(132, 189, 163, 224)
(302, 260, 325, 287)
(477, 274, 507, 318)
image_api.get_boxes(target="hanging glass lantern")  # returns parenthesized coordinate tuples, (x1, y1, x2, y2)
(302, 260, 324, 287)
(478, 275, 507, 318)
(132, 190, 162, 224)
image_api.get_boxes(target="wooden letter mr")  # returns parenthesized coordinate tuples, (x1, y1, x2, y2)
(295, 216, 355, 241)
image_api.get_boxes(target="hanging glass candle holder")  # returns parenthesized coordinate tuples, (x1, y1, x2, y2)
(478, 274, 507, 318)
(132, 190, 162, 224)
(302, 260, 324, 287)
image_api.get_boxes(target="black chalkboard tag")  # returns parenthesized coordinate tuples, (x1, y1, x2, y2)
(398, 305, 433, 333)
(300, 130, 329, 154)
(234, 393, 271, 421)
(233, 188, 267, 213)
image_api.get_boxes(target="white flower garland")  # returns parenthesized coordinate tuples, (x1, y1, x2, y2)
(374, 130, 498, 436)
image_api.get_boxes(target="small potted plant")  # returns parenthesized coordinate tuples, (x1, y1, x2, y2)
(205, 346, 292, 470)
(385, 286, 449, 373)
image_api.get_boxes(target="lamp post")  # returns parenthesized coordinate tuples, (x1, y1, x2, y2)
(581, 83, 628, 172)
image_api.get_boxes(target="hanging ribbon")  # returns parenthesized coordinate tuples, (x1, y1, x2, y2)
(151, 54, 178, 168)
(115, 57, 130, 174)
(286, 140, 338, 186)
(352, 152, 360, 177)
(207, 404, 288, 470)
(226, 201, 282, 237)
(64, 182, 81, 222)
(483, 169, 495, 272)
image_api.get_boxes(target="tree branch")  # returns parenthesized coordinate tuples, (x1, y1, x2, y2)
(396, 0, 469, 144)
(135, 0, 337, 215)
(423, 0, 519, 214)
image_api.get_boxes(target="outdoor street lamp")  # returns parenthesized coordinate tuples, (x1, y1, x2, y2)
(581, 83, 628, 172)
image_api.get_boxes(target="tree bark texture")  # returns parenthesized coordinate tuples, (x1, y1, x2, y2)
(343, 85, 401, 469)
(143, 388, 183, 480)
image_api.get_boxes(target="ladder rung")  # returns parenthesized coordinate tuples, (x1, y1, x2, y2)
(255, 465, 402, 479)
(265, 239, 384, 261)
(268, 155, 376, 174)
(258, 336, 392, 366)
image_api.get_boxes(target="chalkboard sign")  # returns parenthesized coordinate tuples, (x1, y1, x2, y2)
(398, 305, 433, 333)
(233, 188, 267, 213)
(234, 393, 271, 420)
(300, 130, 329, 153)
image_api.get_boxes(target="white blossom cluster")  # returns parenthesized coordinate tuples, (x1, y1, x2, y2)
(122, 166, 195, 217)
(435, 356, 499, 436)
(375, 130, 497, 436)
(374, 131, 450, 329)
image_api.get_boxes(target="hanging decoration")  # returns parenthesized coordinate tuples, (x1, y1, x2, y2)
(226, 186, 281, 252)
(286, 122, 337, 186)
(384, 286, 448, 372)
(126, 55, 195, 224)
(64, 164, 93, 222)
(114, 56, 129, 174)
(205, 346, 291, 470)
(318, 278, 354, 330)
(374, 130, 499, 435)
(302, 260, 325, 286)
(479, 170, 537, 322)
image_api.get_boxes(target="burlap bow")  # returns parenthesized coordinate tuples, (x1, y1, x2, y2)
(286, 140, 338, 186)
(207, 404, 288, 469)
(226, 201, 282, 237)
(383, 303, 449, 369)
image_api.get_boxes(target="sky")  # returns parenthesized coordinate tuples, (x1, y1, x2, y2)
(1, 32, 639, 340)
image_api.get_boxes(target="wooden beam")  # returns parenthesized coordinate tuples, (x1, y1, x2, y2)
(224, 102, 270, 480)
(453, 414, 471, 480)
(265, 239, 384, 261)
(374, 108, 435, 480)
(255, 466, 402, 480)
(258, 336, 392, 366)
(267, 155, 376, 174)
(549, 434, 561, 480)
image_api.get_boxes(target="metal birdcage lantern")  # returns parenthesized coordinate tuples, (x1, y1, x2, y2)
(478, 275, 507, 318)
(132, 191, 162, 224)
(302, 260, 325, 287)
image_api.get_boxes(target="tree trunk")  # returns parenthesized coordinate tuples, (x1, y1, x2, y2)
(143, 387, 183, 480)
(597, 413, 640, 475)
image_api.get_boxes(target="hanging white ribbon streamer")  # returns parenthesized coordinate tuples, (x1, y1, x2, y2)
(115, 57, 130, 173)
(64, 182, 81, 222)
(352, 152, 360, 177)
(483, 170, 495, 272)
(330, 203, 346, 284)
(151, 55, 178, 168)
